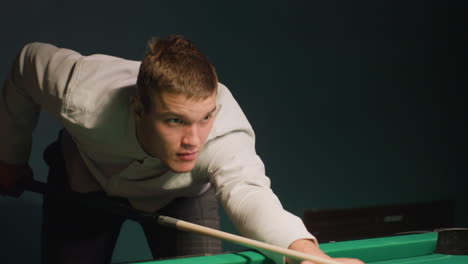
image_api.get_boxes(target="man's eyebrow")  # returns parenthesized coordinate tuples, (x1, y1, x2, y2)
(160, 105, 217, 118)
(159, 111, 182, 117)
(206, 105, 217, 115)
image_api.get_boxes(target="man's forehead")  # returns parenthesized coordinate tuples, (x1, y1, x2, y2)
(154, 92, 217, 115)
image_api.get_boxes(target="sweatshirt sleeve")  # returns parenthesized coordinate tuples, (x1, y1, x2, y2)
(197, 85, 316, 264)
(0, 42, 81, 164)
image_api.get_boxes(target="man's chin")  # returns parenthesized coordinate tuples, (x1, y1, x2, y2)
(170, 168, 193, 173)
(167, 162, 196, 173)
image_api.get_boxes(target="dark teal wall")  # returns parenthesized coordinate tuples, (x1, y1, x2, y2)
(1, 1, 465, 263)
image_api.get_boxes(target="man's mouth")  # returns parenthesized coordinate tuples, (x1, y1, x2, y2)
(176, 151, 197, 161)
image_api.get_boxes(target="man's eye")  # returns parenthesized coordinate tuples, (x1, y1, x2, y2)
(167, 118, 182, 125)
(203, 114, 212, 121)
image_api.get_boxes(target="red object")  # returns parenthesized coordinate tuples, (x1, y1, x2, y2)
(0, 160, 33, 197)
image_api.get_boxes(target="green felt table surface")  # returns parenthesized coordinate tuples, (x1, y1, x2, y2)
(120, 233, 468, 264)
(321, 232, 468, 264)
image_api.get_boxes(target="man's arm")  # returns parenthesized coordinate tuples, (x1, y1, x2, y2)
(1, 44, 42, 164)
(0, 42, 80, 196)
(0, 42, 81, 163)
(196, 85, 309, 262)
(200, 132, 363, 264)
(196, 85, 363, 264)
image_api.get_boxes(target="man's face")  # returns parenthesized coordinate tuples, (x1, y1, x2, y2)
(132, 91, 217, 173)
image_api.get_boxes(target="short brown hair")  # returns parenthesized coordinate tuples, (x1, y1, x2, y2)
(136, 35, 218, 111)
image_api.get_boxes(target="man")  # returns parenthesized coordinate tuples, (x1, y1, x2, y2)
(0, 36, 362, 264)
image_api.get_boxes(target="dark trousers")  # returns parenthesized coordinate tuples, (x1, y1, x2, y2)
(41, 137, 221, 264)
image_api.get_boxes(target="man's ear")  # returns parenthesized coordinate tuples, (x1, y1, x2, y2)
(130, 96, 144, 118)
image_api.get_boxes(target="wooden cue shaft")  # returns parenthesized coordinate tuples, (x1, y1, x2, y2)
(158, 216, 344, 264)
(22, 179, 342, 264)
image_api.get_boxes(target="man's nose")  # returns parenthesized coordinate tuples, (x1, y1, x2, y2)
(181, 125, 200, 147)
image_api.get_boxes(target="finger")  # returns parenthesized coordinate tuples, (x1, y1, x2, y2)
(334, 258, 365, 264)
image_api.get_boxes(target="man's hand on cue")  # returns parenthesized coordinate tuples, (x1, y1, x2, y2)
(287, 239, 364, 264)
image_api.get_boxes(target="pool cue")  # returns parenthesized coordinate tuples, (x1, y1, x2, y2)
(23, 178, 343, 264)
(158, 216, 344, 264)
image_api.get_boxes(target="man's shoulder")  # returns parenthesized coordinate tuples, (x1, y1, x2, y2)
(54, 47, 140, 134)
(23, 42, 59, 54)
(22, 42, 141, 73)
(60, 47, 140, 123)
(210, 83, 254, 139)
